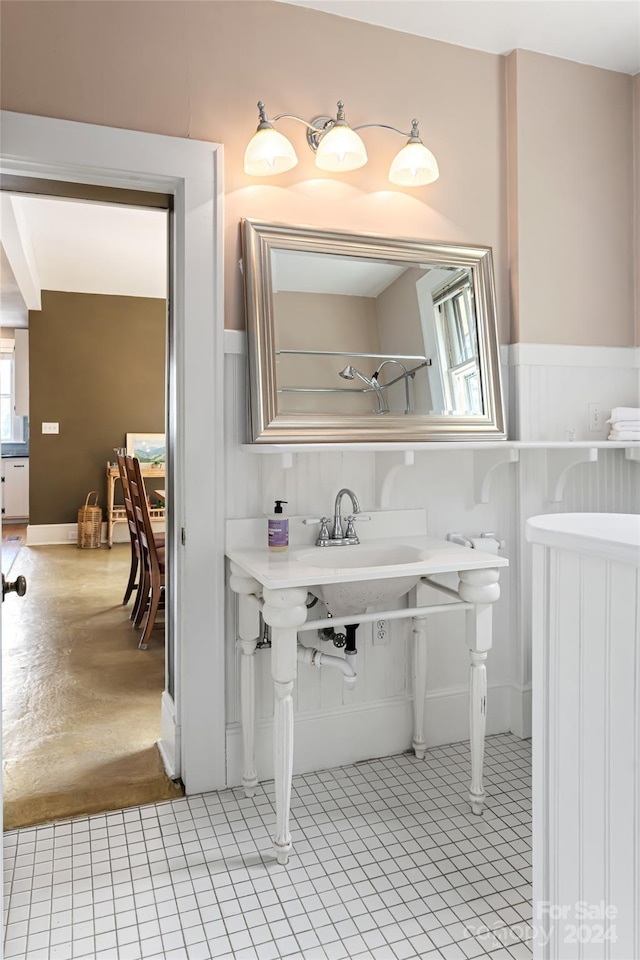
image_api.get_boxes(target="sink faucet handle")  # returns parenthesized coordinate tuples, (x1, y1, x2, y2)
(303, 516, 331, 543)
(345, 514, 371, 539)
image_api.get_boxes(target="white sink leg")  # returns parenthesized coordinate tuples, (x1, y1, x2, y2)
(230, 563, 262, 799)
(411, 614, 428, 760)
(458, 569, 500, 817)
(468, 645, 488, 815)
(238, 638, 259, 798)
(263, 586, 308, 865)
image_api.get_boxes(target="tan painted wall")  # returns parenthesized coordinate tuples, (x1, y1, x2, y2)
(1, 3, 635, 346)
(505, 52, 521, 342)
(29, 291, 165, 524)
(635, 74, 640, 345)
(507, 50, 635, 346)
(374, 268, 433, 413)
(0, 1, 510, 341)
(274, 291, 379, 414)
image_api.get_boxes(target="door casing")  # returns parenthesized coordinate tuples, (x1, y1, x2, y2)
(0, 110, 226, 795)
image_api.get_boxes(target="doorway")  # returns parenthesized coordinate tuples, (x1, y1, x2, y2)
(0, 112, 226, 820)
(0, 188, 183, 826)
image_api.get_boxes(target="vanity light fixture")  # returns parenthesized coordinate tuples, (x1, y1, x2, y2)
(244, 100, 439, 186)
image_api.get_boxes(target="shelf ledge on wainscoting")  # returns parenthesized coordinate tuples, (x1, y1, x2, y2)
(243, 441, 513, 454)
(243, 441, 640, 453)
(242, 441, 640, 503)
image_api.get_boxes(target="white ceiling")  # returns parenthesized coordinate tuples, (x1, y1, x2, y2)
(272, 249, 409, 296)
(280, 1, 640, 74)
(0, 196, 168, 328)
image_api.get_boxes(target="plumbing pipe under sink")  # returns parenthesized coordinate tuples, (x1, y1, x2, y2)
(297, 644, 357, 688)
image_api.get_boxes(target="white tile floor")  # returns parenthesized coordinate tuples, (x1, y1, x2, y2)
(3, 734, 532, 960)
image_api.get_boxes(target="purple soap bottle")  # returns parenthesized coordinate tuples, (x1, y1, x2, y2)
(268, 500, 289, 552)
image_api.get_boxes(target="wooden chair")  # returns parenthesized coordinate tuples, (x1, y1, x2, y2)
(117, 453, 164, 623)
(116, 453, 141, 614)
(125, 455, 165, 650)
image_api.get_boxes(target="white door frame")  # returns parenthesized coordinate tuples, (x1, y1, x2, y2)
(0, 111, 226, 794)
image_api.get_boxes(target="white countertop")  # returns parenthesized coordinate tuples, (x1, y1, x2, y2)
(526, 513, 640, 566)
(226, 535, 508, 591)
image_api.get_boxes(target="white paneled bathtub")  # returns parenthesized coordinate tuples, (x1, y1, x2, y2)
(528, 513, 640, 960)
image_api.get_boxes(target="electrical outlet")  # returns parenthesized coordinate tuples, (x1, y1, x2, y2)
(42, 422, 59, 434)
(588, 403, 602, 432)
(373, 619, 389, 645)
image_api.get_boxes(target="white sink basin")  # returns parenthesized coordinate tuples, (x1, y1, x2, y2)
(297, 543, 429, 615)
(297, 544, 428, 569)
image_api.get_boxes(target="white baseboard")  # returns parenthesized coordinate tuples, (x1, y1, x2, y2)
(508, 681, 532, 739)
(27, 522, 79, 545)
(26, 521, 163, 546)
(225, 682, 511, 787)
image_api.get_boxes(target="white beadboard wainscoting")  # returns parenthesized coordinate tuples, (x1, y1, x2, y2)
(509, 343, 640, 441)
(224, 335, 640, 785)
(528, 515, 640, 960)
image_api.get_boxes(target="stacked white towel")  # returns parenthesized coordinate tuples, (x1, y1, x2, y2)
(607, 407, 640, 441)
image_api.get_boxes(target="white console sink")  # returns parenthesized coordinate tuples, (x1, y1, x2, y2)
(297, 543, 431, 614)
(226, 510, 508, 611)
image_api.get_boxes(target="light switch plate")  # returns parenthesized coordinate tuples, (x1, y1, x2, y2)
(42, 422, 59, 434)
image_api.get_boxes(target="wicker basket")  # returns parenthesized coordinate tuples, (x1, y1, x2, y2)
(77, 491, 102, 549)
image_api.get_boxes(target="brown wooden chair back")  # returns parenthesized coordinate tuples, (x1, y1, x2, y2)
(117, 453, 139, 546)
(125, 455, 163, 579)
(125, 455, 165, 648)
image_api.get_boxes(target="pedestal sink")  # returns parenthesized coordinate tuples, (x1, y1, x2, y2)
(297, 543, 430, 615)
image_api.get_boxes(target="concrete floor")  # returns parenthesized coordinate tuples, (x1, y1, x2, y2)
(2, 522, 27, 576)
(2, 541, 182, 830)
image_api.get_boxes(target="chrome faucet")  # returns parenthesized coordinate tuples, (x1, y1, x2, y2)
(303, 488, 370, 546)
(332, 488, 360, 541)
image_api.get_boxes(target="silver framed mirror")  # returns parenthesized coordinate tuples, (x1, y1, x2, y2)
(241, 219, 506, 443)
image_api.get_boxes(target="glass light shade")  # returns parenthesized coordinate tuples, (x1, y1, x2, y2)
(315, 125, 368, 172)
(244, 128, 298, 176)
(388, 141, 439, 186)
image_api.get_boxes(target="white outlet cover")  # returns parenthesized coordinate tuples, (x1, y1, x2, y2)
(42, 422, 59, 434)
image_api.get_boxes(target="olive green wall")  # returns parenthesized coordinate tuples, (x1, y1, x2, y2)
(29, 291, 166, 525)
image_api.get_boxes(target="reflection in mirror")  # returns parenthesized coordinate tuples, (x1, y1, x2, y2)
(242, 219, 505, 443)
(272, 249, 482, 418)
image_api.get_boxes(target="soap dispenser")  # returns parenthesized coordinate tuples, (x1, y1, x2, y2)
(268, 500, 289, 552)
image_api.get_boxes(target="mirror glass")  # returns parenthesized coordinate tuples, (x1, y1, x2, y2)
(273, 249, 481, 418)
(242, 220, 505, 443)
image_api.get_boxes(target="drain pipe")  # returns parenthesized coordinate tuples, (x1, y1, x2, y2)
(297, 644, 357, 689)
(344, 623, 359, 680)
